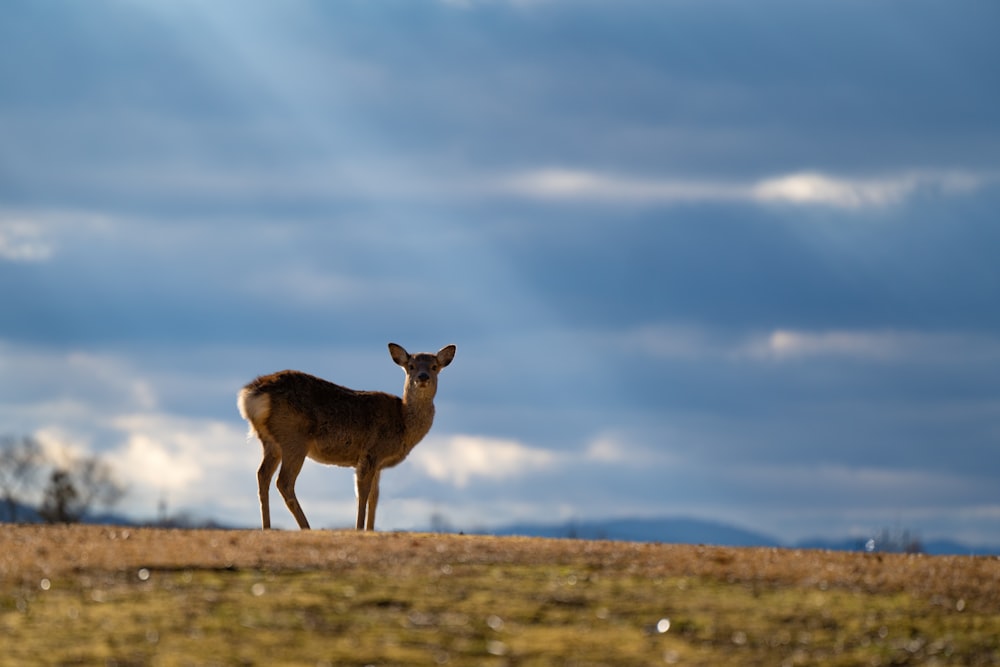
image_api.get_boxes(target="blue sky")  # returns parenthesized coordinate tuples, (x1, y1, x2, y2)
(2, 0, 999, 544)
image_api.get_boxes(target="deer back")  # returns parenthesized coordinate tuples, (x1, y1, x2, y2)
(244, 371, 407, 466)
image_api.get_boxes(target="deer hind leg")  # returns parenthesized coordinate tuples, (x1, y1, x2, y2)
(275, 446, 311, 530)
(257, 440, 281, 530)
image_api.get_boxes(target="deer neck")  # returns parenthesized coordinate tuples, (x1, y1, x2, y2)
(401, 388, 436, 447)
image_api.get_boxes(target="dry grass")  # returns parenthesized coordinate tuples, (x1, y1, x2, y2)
(2, 524, 998, 665)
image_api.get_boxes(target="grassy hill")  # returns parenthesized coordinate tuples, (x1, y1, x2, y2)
(1, 524, 998, 665)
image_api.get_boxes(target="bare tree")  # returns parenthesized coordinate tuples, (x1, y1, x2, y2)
(76, 454, 127, 514)
(38, 469, 81, 523)
(0, 435, 44, 522)
(38, 453, 126, 524)
(867, 527, 924, 554)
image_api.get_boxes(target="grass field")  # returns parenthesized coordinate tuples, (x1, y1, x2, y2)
(1, 525, 998, 666)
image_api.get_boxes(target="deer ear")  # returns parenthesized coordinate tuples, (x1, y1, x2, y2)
(388, 343, 409, 367)
(437, 344, 457, 368)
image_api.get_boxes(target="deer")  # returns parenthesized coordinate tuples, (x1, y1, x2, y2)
(238, 343, 456, 531)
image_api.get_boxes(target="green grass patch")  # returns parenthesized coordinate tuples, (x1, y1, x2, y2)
(3, 558, 998, 666)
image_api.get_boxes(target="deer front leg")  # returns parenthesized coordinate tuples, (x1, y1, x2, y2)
(355, 458, 379, 531)
(365, 470, 382, 531)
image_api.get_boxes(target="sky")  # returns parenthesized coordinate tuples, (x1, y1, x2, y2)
(2, 0, 999, 544)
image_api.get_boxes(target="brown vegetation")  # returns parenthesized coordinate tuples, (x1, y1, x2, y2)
(3, 524, 997, 609)
(2, 525, 998, 665)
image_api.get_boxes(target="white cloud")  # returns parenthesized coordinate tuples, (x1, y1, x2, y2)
(749, 170, 998, 208)
(16, 157, 992, 213)
(498, 167, 999, 209)
(439, 0, 551, 7)
(752, 329, 1000, 364)
(0, 210, 115, 250)
(410, 434, 556, 488)
(110, 413, 250, 517)
(622, 324, 733, 361)
(499, 168, 740, 204)
(33, 426, 93, 466)
(582, 433, 673, 466)
(116, 432, 203, 492)
(0, 219, 54, 262)
(625, 324, 1000, 365)
(584, 435, 627, 463)
(67, 352, 160, 411)
(751, 172, 915, 208)
(755, 329, 905, 361)
(239, 265, 418, 309)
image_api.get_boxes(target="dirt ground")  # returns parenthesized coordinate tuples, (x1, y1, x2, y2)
(2, 524, 998, 613)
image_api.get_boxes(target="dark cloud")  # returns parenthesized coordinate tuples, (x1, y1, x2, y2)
(4, 0, 999, 209)
(2, 0, 999, 543)
(488, 191, 1000, 335)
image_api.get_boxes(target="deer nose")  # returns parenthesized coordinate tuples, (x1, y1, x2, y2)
(417, 372, 431, 382)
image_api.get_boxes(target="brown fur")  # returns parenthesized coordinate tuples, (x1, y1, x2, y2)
(238, 343, 456, 531)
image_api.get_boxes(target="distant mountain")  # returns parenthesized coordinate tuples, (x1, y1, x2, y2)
(482, 516, 781, 548)
(5, 502, 997, 555)
(792, 537, 870, 552)
(0, 500, 228, 529)
(477, 516, 1000, 556)
(921, 539, 1000, 556)
(0, 500, 41, 523)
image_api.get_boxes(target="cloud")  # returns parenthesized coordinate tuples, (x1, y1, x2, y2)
(238, 264, 423, 310)
(438, 0, 551, 7)
(726, 463, 979, 510)
(498, 167, 999, 209)
(0, 343, 159, 415)
(751, 329, 1000, 365)
(622, 324, 738, 362)
(625, 324, 1000, 365)
(582, 433, 675, 467)
(750, 171, 998, 208)
(2, 0, 999, 546)
(754, 329, 907, 361)
(110, 413, 250, 517)
(497, 168, 734, 203)
(0, 210, 119, 268)
(583, 435, 628, 463)
(0, 219, 54, 262)
(752, 172, 909, 208)
(115, 430, 202, 493)
(411, 434, 556, 488)
(498, 168, 741, 205)
(66, 352, 159, 410)
(33, 427, 93, 467)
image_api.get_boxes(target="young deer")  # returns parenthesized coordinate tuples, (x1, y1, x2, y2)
(238, 343, 456, 531)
